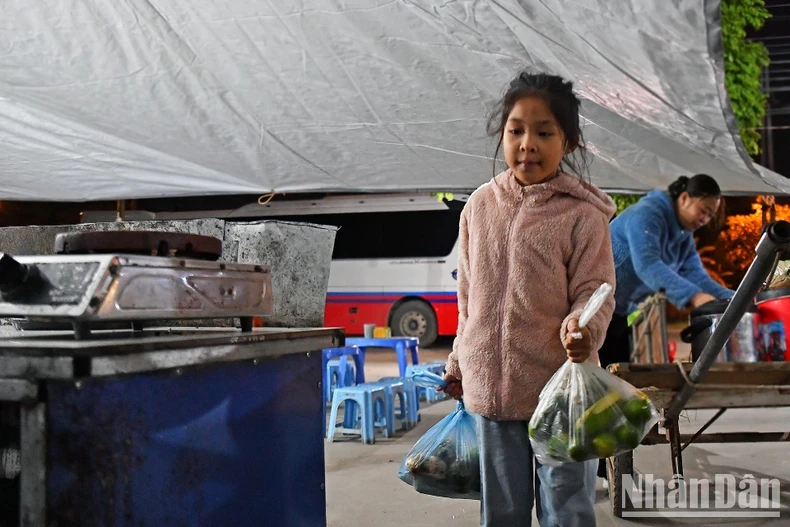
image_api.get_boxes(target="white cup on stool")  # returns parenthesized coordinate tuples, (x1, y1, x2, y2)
(363, 324, 376, 339)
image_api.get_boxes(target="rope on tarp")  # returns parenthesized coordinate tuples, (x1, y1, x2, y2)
(257, 193, 276, 206)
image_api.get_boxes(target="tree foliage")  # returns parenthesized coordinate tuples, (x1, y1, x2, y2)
(721, 0, 771, 157)
(609, 194, 641, 216)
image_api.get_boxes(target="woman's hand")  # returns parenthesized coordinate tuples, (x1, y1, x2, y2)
(690, 292, 716, 308)
(564, 318, 592, 363)
(439, 373, 463, 400)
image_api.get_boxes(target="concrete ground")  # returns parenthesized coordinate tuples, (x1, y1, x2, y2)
(325, 329, 790, 526)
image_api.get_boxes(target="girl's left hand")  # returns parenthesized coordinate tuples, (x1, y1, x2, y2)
(564, 318, 592, 363)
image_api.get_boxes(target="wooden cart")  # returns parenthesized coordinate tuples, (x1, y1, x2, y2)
(602, 219, 790, 517)
(605, 361, 790, 517)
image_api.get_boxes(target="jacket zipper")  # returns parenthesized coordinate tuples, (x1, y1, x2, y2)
(495, 193, 524, 418)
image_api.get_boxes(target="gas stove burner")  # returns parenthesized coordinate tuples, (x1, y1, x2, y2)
(0, 252, 273, 339)
(54, 231, 223, 260)
(0, 252, 49, 301)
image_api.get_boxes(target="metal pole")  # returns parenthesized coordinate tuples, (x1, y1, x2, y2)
(761, 70, 768, 168)
(659, 294, 670, 363)
(20, 400, 46, 527)
(644, 307, 653, 364)
(765, 69, 775, 172)
(665, 221, 790, 420)
(115, 200, 126, 222)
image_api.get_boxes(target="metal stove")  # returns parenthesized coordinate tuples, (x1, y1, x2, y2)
(0, 231, 336, 527)
(0, 231, 273, 338)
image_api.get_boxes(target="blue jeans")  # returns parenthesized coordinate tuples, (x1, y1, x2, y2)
(475, 413, 597, 527)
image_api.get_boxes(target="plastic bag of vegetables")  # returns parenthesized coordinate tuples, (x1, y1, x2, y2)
(528, 361, 659, 466)
(398, 372, 480, 500)
(528, 283, 660, 466)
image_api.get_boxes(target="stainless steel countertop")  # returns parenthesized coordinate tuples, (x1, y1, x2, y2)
(0, 327, 344, 380)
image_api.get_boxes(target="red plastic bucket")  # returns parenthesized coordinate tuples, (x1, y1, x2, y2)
(756, 289, 790, 361)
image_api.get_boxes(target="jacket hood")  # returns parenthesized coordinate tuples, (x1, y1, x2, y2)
(491, 169, 617, 219)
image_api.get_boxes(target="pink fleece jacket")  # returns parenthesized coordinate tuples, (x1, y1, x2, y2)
(446, 170, 617, 421)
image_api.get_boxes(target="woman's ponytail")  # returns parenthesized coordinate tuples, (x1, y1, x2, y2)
(667, 176, 690, 201)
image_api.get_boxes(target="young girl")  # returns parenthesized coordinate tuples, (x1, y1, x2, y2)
(440, 72, 616, 526)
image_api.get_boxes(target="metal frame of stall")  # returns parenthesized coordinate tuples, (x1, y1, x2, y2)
(605, 221, 790, 518)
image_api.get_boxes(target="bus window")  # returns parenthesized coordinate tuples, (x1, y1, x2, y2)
(272, 209, 462, 260)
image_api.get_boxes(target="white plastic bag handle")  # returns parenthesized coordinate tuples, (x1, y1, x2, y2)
(570, 282, 613, 339)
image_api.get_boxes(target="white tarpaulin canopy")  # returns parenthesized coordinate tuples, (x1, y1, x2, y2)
(0, 0, 787, 201)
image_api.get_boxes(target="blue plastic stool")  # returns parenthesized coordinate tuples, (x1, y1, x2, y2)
(422, 361, 447, 375)
(372, 380, 409, 433)
(378, 376, 420, 426)
(326, 358, 356, 402)
(407, 365, 448, 403)
(327, 385, 388, 444)
(322, 346, 366, 437)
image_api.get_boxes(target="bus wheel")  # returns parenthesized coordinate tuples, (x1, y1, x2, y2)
(390, 300, 438, 348)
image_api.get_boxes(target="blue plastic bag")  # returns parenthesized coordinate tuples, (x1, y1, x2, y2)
(398, 372, 480, 500)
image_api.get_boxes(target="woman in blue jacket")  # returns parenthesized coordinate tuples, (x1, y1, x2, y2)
(602, 174, 734, 362)
(597, 174, 734, 478)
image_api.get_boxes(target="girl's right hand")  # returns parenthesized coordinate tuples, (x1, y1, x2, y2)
(439, 374, 463, 400)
